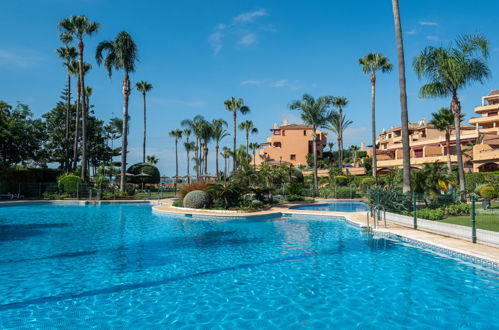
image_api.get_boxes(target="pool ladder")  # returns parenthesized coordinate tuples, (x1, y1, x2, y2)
(366, 205, 386, 234)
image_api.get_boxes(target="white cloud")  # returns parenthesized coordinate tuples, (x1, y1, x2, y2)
(426, 35, 439, 41)
(0, 48, 40, 68)
(419, 21, 438, 26)
(209, 9, 270, 54)
(237, 33, 257, 46)
(271, 79, 289, 88)
(233, 9, 268, 23)
(240, 80, 262, 85)
(406, 29, 417, 35)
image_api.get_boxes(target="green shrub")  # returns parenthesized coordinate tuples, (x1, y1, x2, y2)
(102, 190, 128, 200)
(57, 173, 82, 194)
(333, 175, 348, 187)
(172, 199, 183, 207)
(416, 208, 445, 220)
(336, 187, 358, 199)
(443, 203, 470, 216)
(183, 190, 211, 208)
(250, 199, 264, 208)
(479, 185, 497, 200)
(286, 194, 305, 202)
(126, 162, 161, 184)
(360, 177, 376, 187)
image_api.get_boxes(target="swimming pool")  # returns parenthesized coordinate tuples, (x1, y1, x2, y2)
(0, 203, 497, 328)
(291, 200, 369, 212)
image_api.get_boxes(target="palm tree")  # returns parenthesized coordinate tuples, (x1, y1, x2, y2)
(96, 31, 138, 191)
(413, 34, 489, 193)
(224, 97, 250, 170)
(181, 115, 205, 179)
(146, 155, 159, 164)
(289, 94, 334, 192)
(349, 145, 360, 166)
(429, 107, 463, 174)
(169, 130, 183, 184)
(221, 147, 232, 180)
(212, 119, 229, 179)
(184, 141, 195, 183)
(391, 0, 412, 194)
(359, 53, 393, 181)
(135, 81, 153, 163)
(69, 61, 91, 169)
(56, 45, 77, 170)
(332, 97, 349, 169)
(327, 142, 334, 153)
(238, 120, 258, 159)
(325, 111, 353, 169)
(59, 15, 100, 180)
(249, 142, 260, 169)
(198, 121, 213, 177)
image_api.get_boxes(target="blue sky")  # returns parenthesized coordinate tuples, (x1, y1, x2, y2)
(1, 0, 499, 175)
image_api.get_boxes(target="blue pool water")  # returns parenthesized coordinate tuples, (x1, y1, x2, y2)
(0, 203, 498, 328)
(291, 201, 369, 212)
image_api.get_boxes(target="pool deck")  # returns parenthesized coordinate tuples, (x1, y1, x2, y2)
(153, 199, 499, 264)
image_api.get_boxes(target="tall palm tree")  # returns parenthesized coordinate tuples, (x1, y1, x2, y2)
(349, 145, 360, 166)
(221, 146, 232, 180)
(198, 121, 213, 177)
(359, 53, 393, 181)
(58, 15, 100, 180)
(224, 97, 250, 170)
(184, 141, 195, 183)
(413, 34, 490, 193)
(212, 119, 229, 179)
(169, 130, 183, 184)
(332, 97, 349, 168)
(56, 45, 77, 170)
(146, 155, 159, 164)
(238, 120, 258, 159)
(289, 94, 334, 192)
(69, 60, 91, 169)
(181, 115, 205, 179)
(429, 107, 463, 174)
(325, 111, 353, 169)
(96, 31, 138, 191)
(136, 81, 153, 163)
(249, 142, 260, 169)
(391, 0, 411, 194)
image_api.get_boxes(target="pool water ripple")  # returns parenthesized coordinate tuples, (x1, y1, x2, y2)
(0, 203, 497, 328)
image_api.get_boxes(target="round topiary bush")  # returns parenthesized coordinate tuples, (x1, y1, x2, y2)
(57, 173, 82, 194)
(183, 190, 212, 209)
(479, 185, 497, 200)
(126, 162, 160, 184)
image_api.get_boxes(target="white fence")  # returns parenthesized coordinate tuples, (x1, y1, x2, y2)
(385, 212, 499, 248)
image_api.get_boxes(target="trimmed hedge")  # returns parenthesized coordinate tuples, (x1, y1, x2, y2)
(126, 163, 160, 184)
(183, 190, 211, 209)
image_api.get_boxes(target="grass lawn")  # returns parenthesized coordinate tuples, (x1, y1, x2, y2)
(133, 191, 175, 199)
(442, 214, 499, 232)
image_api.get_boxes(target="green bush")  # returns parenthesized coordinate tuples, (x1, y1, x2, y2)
(442, 203, 470, 216)
(126, 162, 161, 184)
(479, 185, 497, 200)
(172, 199, 183, 207)
(416, 208, 445, 220)
(336, 187, 358, 199)
(183, 190, 212, 209)
(286, 194, 305, 202)
(360, 177, 376, 187)
(250, 199, 264, 208)
(57, 173, 82, 194)
(333, 175, 348, 187)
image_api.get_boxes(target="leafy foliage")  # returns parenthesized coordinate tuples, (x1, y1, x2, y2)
(126, 163, 160, 184)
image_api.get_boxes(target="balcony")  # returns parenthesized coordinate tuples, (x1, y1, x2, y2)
(474, 103, 499, 113)
(473, 144, 499, 161)
(469, 114, 499, 125)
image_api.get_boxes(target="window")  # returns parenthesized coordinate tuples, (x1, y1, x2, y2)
(303, 130, 307, 136)
(273, 130, 281, 135)
(290, 154, 296, 160)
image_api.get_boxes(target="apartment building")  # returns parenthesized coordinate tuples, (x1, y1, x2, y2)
(255, 120, 327, 167)
(367, 90, 499, 173)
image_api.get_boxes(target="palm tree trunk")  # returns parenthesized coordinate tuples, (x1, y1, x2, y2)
(253, 150, 256, 169)
(452, 93, 466, 196)
(142, 92, 146, 163)
(245, 131, 249, 162)
(65, 70, 71, 170)
(312, 126, 318, 194)
(233, 112, 237, 170)
(73, 79, 81, 170)
(175, 139, 178, 182)
(224, 157, 227, 181)
(120, 72, 131, 192)
(203, 146, 208, 177)
(371, 74, 378, 181)
(78, 39, 88, 181)
(215, 144, 219, 179)
(339, 107, 343, 169)
(186, 149, 190, 184)
(392, 0, 411, 193)
(445, 132, 452, 174)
